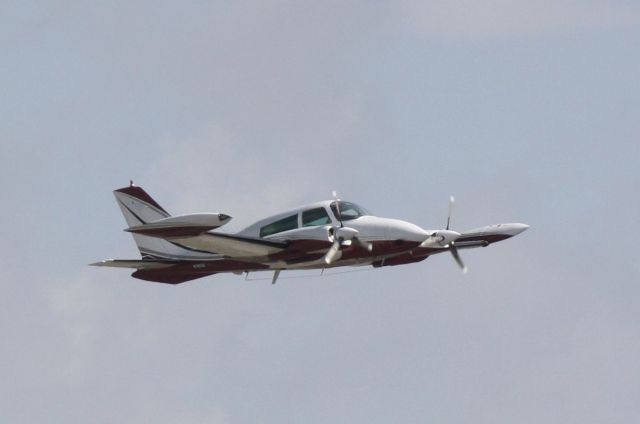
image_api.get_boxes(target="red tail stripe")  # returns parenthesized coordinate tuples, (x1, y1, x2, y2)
(114, 186, 169, 215)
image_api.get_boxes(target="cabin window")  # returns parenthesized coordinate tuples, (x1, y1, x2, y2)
(260, 214, 298, 237)
(302, 207, 331, 227)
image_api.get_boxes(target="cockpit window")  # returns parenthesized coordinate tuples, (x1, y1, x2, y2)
(302, 207, 331, 227)
(330, 201, 370, 222)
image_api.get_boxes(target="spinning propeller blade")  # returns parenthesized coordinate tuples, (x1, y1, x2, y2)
(324, 240, 342, 264)
(446, 195, 454, 230)
(323, 225, 369, 265)
(420, 195, 468, 273)
(445, 194, 467, 273)
(449, 243, 468, 274)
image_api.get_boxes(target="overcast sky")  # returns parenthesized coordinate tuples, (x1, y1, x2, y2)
(1, 1, 639, 423)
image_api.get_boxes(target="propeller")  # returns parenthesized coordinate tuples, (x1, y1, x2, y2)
(324, 237, 342, 264)
(323, 199, 372, 265)
(420, 195, 468, 273)
(450, 243, 467, 274)
(446, 195, 454, 230)
(323, 225, 371, 265)
(445, 195, 467, 273)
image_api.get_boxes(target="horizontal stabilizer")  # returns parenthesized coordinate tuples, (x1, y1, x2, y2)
(126, 213, 232, 237)
(90, 259, 177, 270)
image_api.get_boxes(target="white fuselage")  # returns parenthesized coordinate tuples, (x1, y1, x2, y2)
(238, 200, 430, 243)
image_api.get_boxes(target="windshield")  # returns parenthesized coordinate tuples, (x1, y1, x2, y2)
(330, 201, 371, 222)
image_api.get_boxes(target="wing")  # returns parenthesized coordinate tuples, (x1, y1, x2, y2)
(170, 232, 289, 258)
(379, 222, 529, 267)
(90, 259, 177, 269)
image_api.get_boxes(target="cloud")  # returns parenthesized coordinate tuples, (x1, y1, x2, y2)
(401, 0, 640, 40)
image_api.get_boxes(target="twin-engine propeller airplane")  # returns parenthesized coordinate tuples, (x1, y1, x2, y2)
(91, 183, 529, 284)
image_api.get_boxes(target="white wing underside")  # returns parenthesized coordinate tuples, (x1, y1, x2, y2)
(90, 259, 176, 269)
(170, 233, 287, 258)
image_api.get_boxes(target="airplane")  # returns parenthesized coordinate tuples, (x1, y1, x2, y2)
(91, 182, 529, 284)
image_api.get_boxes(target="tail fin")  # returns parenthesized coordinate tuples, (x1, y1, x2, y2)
(113, 184, 215, 260)
(114, 185, 170, 225)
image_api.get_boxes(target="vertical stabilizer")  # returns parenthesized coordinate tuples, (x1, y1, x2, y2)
(114, 185, 170, 225)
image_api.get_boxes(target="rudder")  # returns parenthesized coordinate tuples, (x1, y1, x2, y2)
(114, 184, 170, 226)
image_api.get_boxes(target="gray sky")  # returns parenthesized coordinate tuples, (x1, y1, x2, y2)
(2, 1, 639, 423)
